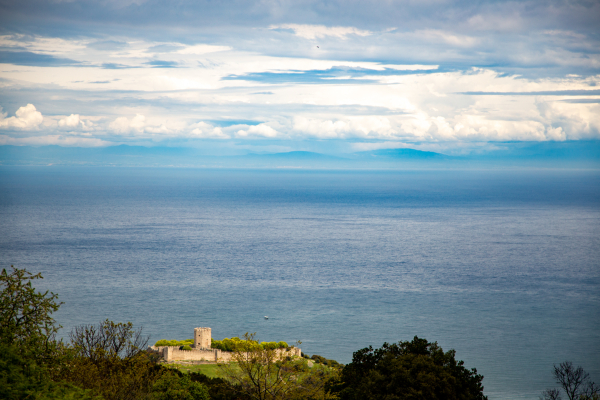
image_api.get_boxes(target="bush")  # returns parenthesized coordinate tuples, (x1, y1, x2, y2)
(261, 341, 279, 350)
(151, 371, 210, 400)
(154, 339, 194, 347)
(211, 337, 289, 352)
(181, 345, 192, 351)
(309, 354, 342, 369)
(211, 337, 246, 352)
(190, 372, 251, 400)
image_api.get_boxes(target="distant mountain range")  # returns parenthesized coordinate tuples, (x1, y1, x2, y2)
(354, 148, 451, 160)
(0, 141, 598, 169)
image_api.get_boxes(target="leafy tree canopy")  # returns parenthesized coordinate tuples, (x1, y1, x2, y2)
(334, 336, 487, 400)
(219, 332, 338, 400)
(0, 266, 62, 360)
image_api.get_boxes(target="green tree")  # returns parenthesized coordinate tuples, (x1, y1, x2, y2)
(63, 319, 165, 400)
(333, 336, 487, 400)
(0, 343, 99, 400)
(190, 372, 252, 400)
(151, 371, 210, 400)
(0, 266, 62, 360)
(219, 332, 338, 400)
(0, 266, 99, 399)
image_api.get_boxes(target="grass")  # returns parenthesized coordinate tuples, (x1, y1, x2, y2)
(165, 362, 234, 379)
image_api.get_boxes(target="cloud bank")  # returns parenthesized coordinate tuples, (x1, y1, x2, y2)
(0, 1, 598, 154)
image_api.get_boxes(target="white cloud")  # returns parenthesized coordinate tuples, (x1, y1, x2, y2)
(269, 24, 372, 40)
(145, 124, 171, 134)
(177, 44, 231, 55)
(109, 114, 146, 134)
(351, 141, 409, 151)
(536, 100, 600, 140)
(293, 116, 395, 139)
(0, 34, 86, 55)
(1, 31, 598, 150)
(0, 134, 108, 147)
(415, 30, 480, 47)
(189, 122, 230, 139)
(0, 104, 44, 130)
(236, 123, 278, 138)
(58, 114, 81, 128)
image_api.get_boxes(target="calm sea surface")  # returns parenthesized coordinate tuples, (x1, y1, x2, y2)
(1, 167, 599, 399)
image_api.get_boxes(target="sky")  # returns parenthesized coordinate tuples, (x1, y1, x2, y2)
(0, 0, 599, 156)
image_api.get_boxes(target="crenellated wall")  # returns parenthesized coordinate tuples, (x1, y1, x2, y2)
(149, 326, 301, 363)
(149, 345, 301, 363)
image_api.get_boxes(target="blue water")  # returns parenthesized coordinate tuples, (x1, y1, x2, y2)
(1, 167, 599, 399)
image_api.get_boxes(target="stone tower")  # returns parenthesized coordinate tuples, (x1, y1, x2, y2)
(194, 327, 211, 349)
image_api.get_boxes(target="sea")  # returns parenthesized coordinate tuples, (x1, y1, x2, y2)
(1, 166, 599, 399)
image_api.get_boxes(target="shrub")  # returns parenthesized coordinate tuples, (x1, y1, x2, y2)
(211, 337, 290, 351)
(154, 339, 194, 347)
(261, 341, 279, 350)
(181, 345, 192, 351)
(212, 337, 246, 352)
(311, 355, 327, 364)
(151, 371, 210, 400)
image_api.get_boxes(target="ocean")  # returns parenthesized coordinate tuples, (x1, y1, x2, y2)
(1, 167, 599, 399)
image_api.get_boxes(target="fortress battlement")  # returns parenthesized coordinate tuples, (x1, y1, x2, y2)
(149, 326, 301, 363)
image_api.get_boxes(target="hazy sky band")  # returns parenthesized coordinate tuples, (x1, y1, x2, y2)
(0, 0, 599, 155)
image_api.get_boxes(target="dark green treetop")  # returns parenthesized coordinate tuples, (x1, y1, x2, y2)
(334, 336, 487, 400)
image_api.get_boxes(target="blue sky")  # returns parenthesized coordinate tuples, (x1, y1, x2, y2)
(0, 0, 599, 155)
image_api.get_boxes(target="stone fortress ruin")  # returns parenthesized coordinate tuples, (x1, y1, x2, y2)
(194, 327, 212, 349)
(150, 327, 301, 363)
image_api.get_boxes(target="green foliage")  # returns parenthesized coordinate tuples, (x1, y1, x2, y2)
(333, 336, 487, 400)
(0, 266, 219, 400)
(155, 339, 194, 347)
(0, 342, 99, 400)
(310, 354, 342, 369)
(211, 337, 289, 352)
(261, 341, 281, 350)
(181, 345, 192, 351)
(0, 266, 62, 361)
(63, 319, 165, 400)
(219, 332, 338, 400)
(151, 371, 210, 400)
(0, 267, 100, 399)
(190, 372, 251, 400)
(211, 337, 246, 352)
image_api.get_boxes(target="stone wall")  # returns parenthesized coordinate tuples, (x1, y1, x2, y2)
(149, 326, 301, 363)
(149, 345, 301, 363)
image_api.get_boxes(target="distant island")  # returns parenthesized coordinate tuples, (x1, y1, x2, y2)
(1, 141, 598, 169)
